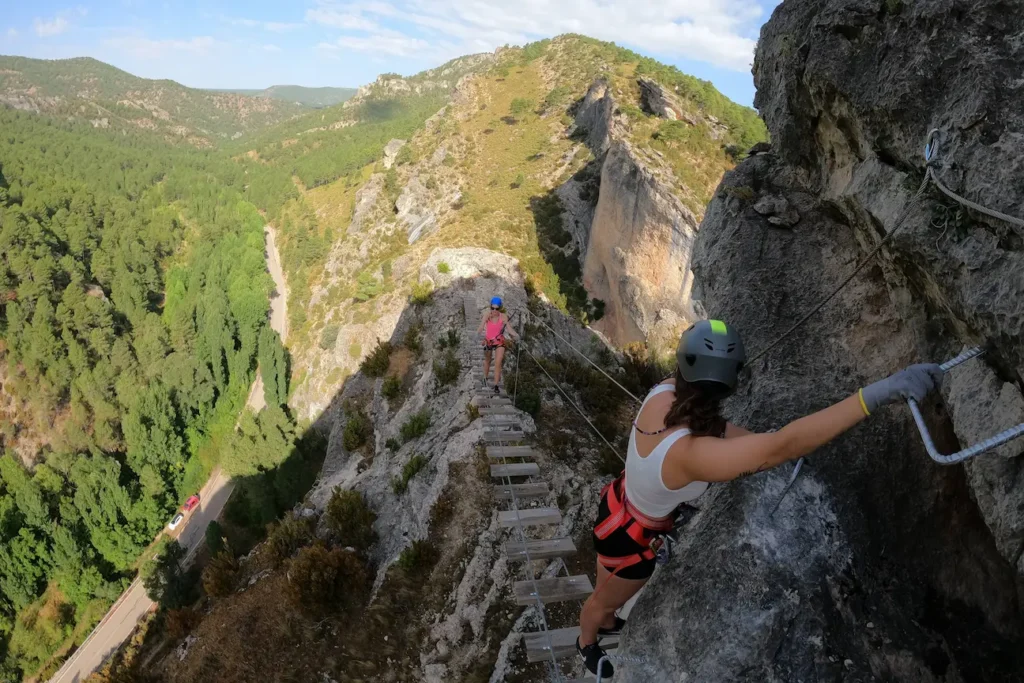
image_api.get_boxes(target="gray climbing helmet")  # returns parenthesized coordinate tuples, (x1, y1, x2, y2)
(676, 320, 746, 394)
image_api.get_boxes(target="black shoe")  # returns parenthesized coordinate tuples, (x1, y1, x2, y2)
(577, 637, 614, 678)
(597, 616, 626, 637)
(493, 384, 500, 395)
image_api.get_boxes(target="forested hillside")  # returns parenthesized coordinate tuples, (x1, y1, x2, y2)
(212, 85, 357, 108)
(0, 56, 306, 146)
(0, 109, 301, 680)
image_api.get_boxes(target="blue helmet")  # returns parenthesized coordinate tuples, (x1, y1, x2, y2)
(490, 296, 502, 308)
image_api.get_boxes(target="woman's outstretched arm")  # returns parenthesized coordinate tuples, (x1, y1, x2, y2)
(672, 364, 944, 483)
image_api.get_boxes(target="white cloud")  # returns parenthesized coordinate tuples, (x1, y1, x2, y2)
(229, 17, 303, 32)
(306, 8, 379, 31)
(6, 28, 18, 38)
(312, 0, 769, 71)
(34, 16, 70, 37)
(320, 32, 429, 57)
(103, 35, 221, 59)
(262, 44, 282, 52)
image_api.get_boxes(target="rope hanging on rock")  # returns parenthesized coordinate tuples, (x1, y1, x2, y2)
(751, 129, 1024, 365)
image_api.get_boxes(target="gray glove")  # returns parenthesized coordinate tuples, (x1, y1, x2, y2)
(860, 363, 944, 414)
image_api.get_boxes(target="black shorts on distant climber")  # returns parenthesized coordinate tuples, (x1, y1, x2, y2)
(476, 296, 517, 392)
(576, 319, 945, 679)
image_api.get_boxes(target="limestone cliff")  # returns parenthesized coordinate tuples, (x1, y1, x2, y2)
(618, 1, 1024, 680)
(567, 76, 744, 351)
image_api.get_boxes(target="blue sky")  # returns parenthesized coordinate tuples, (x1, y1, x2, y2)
(0, 1, 781, 107)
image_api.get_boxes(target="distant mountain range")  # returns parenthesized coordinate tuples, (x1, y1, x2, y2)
(0, 55, 308, 145)
(213, 85, 358, 108)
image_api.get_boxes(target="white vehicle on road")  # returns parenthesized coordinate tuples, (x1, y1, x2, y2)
(167, 512, 185, 531)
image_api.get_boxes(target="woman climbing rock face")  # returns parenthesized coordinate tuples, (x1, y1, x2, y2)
(476, 296, 517, 394)
(576, 320, 944, 679)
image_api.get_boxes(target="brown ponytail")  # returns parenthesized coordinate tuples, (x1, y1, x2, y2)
(663, 368, 727, 437)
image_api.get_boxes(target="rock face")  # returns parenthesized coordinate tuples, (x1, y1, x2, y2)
(382, 138, 406, 169)
(569, 80, 702, 348)
(618, 1, 1024, 680)
(637, 77, 696, 126)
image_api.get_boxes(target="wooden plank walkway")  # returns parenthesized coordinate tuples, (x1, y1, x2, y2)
(487, 446, 537, 458)
(494, 482, 549, 501)
(487, 448, 537, 462)
(483, 429, 525, 442)
(523, 626, 620, 663)
(479, 406, 517, 415)
(490, 463, 540, 478)
(465, 295, 601, 679)
(514, 575, 594, 606)
(505, 537, 576, 561)
(498, 507, 562, 528)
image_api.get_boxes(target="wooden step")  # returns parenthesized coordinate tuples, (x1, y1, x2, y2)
(488, 448, 537, 462)
(494, 482, 549, 501)
(487, 446, 537, 459)
(480, 406, 517, 415)
(483, 429, 525, 442)
(523, 626, 619, 663)
(514, 575, 593, 606)
(475, 397, 512, 407)
(490, 463, 539, 478)
(484, 415, 519, 427)
(505, 537, 576, 561)
(498, 507, 561, 528)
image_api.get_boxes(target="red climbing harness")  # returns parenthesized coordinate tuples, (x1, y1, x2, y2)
(594, 474, 674, 571)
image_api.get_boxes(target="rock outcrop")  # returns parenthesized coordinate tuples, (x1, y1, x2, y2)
(567, 80, 702, 349)
(619, 1, 1024, 680)
(382, 138, 406, 169)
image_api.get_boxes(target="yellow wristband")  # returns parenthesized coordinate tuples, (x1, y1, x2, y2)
(858, 388, 871, 417)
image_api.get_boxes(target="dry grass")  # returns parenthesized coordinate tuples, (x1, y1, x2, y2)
(387, 346, 415, 379)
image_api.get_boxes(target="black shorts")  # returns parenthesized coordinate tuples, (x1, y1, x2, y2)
(592, 489, 657, 581)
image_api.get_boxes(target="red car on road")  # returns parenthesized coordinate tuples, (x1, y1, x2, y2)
(182, 494, 200, 512)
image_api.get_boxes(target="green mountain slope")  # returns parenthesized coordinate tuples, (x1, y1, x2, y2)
(0, 55, 306, 145)
(213, 85, 358, 108)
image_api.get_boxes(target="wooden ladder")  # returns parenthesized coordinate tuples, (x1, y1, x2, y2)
(465, 295, 599, 680)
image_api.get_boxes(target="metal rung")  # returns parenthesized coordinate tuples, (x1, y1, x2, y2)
(523, 626, 619, 662)
(490, 463, 539, 478)
(498, 507, 561, 527)
(514, 575, 593, 605)
(505, 536, 576, 561)
(487, 447, 537, 461)
(494, 483, 549, 500)
(483, 429, 524, 442)
(909, 346, 1024, 465)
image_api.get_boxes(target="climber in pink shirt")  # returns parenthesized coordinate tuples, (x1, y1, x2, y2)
(476, 296, 518, 394)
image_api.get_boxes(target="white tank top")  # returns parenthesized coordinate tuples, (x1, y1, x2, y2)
(624, 383, 710, 518)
